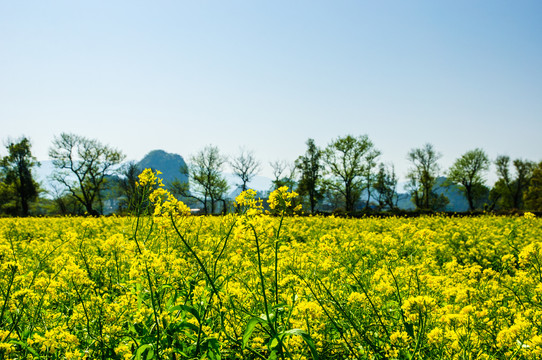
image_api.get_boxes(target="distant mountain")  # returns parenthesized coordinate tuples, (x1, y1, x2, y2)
(396, 177, 470, 212)
(434, 177, 469, 212)
(137, 150, 188, 185)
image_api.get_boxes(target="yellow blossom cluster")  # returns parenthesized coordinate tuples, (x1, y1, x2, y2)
(267, 186, 302, 212)
(0, 200, 541, 358)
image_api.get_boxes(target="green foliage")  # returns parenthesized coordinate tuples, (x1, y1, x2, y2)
(374, 163, 398, 210)
(295, 139, 324, 214)
(447, 148, 490, 211)
(323, 134, 380, 213)
(0, 137, 40, 216)
(490, 156, 534, 210)
(524, 162, 542, 211)
(406, 143, 447, 211)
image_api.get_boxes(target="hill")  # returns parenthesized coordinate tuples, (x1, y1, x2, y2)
(137, 150, 188, 185)
(396, 177, 471, 212)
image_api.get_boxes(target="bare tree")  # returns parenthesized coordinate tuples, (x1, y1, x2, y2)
(49, 133, 125, 215)
(230, 148, 261, 192)
(270, 160, 296, 190)
(187, 145, 229, 214)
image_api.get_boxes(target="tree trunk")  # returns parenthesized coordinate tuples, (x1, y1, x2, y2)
(466, 185, 475, 211)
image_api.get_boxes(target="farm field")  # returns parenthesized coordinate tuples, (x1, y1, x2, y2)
(1, 185, 541, 359)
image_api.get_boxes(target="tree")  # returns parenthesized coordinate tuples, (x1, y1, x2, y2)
(295, 138, 324, 213)
(406, 143, 447, 210)
(323, 134, 378, 213)
(186, 145, 229, 214)
(49, 133, 125, 215)
(447, 148, 490, 211)
(491, 156, 534, 210)
(115, 161, 141, 213)
(47, 183, 84, 215)
(524, 162, 542, 211)
(374, 163, 398, 211)
(362, 148, 381, 209)
(270, 160, 296, 190)
(230, 148, 261, 192)
(0, 137, 40, 216)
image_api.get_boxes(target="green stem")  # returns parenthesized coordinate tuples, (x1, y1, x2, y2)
(250, 224, 275, 335)
(213, 216, 238, 279)
(170, 215, 223, 307)
(275, 211, 285, 306)
(295, 270, 357, 356)
(0, 267, 16, 326)
(144, 262, 161, 359)
(351, 271, 390, 338)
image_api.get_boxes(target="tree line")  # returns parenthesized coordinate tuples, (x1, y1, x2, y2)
(1, 132, 541, 216)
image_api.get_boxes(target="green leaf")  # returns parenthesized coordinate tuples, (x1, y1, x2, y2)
(169, 304, 201, 322)
(160, 284, 173, 292)
(268, 335, 279, 349)
(203, 337, 221, 360)
(242, 317, 264, 348)
(147, 346, 155, 359)
(10, 340, 39, 357)
(135, 344, 152, 360)
(280, 329, 319, 360)
(272, 302, 287, 310)
(176, 321, 202, 335)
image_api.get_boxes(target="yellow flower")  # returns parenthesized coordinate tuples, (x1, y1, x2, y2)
(427, 327, 443, 344)
(235, 189, 263, 214)
(389, 330, 410, 345)
(137, 168, 163, 188)
(267, 186, 300, 211)
(0, 343, 14, 354)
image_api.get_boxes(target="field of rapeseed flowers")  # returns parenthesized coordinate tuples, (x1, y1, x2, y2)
(1, 170, 541, 359)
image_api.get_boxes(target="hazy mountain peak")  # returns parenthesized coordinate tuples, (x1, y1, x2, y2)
(137, 150, 188, 185)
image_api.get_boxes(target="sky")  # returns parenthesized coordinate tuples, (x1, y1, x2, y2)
(1, 1, 541, 183)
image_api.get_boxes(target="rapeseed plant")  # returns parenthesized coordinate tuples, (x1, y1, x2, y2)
(0, 171, 541, 359)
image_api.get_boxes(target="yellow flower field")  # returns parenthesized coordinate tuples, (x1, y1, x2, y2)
(1, 173, 541, 359)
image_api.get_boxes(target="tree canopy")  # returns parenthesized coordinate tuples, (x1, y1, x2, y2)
(186, 145, 229, 214)
(49, 133, 125, 215)
(323, 134, 379, 213)
(448, 148, 490, 211)
(295, 138, 324, 214)
(0, 137, 40, 216)
(406, 143, 448, 211)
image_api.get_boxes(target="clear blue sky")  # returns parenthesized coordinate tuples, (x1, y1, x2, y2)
(1, 1, 541, 181)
